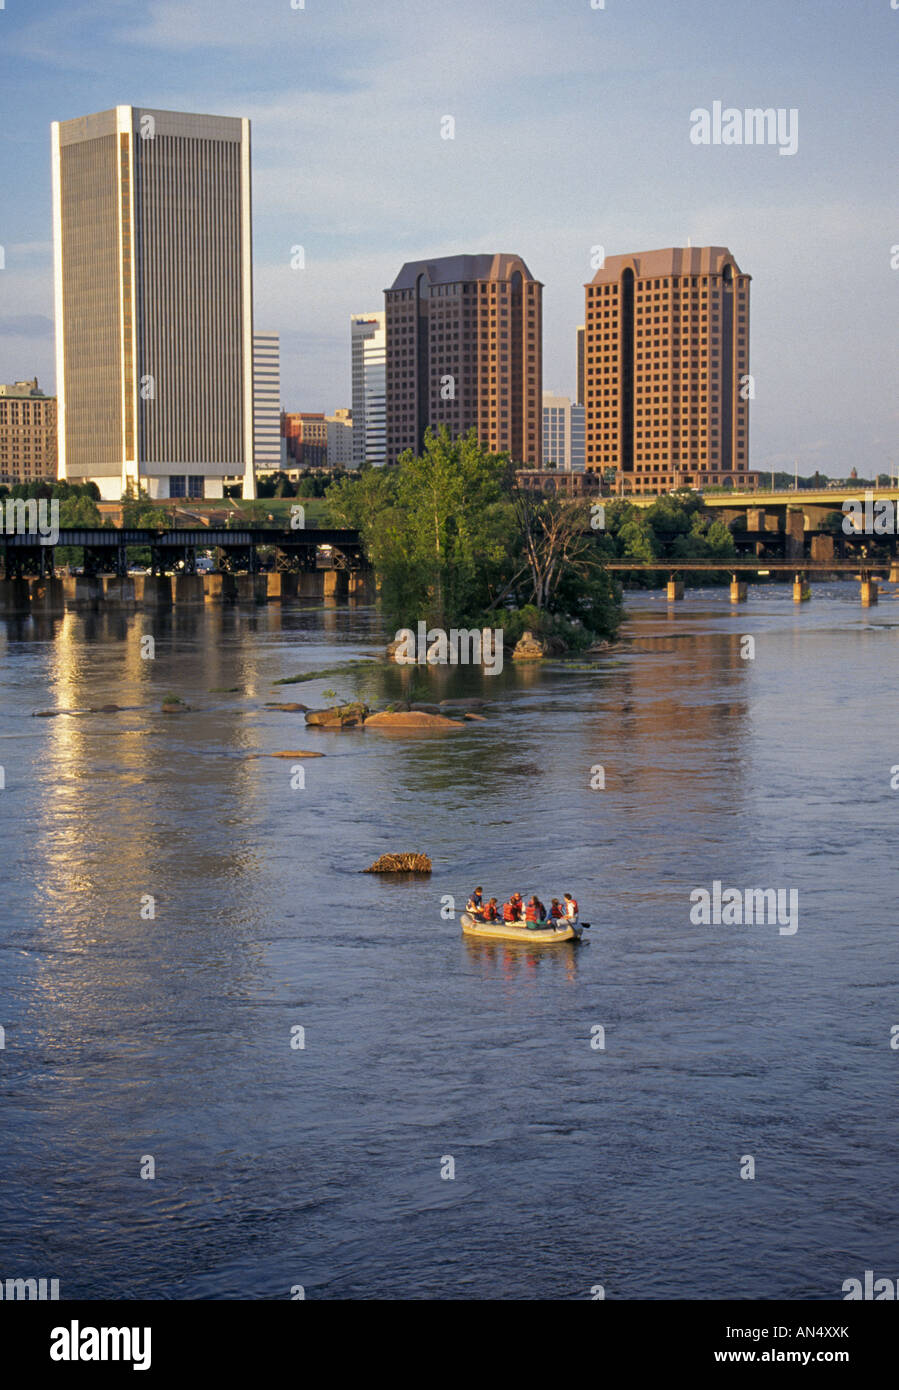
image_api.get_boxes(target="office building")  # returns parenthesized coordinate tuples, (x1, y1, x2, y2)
(282, 412, 327, 469)
(326, 408, 354, 468)
(351, 313, 386, 467)
(0, 379, 58, 486)
(52, 105, 255, 501)
(253, 331, 281, 475)
(583, 246, 751, 493)
(542, 393, 585, 472)
(384, 253, 542, 466)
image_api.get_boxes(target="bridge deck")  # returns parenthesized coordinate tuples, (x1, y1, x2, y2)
(606, 560, 894, 573)
(0, 527, 362, 549)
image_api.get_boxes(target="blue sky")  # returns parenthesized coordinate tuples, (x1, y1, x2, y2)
(0, 0, 896, 475)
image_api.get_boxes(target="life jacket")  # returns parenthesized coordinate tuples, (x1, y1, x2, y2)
(468, 893, 483, 909)
(485, 905, 499, 921)
(550, 904, 564, 919)
(502, 902, 516, 922)
(525, 902, 539, 922)
(565, 898, 579, 919)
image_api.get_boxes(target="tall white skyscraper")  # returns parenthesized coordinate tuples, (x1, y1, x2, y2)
(52, 106, 255, 501)
(253, 331, 281, 474)
(351, 313, 386, 467)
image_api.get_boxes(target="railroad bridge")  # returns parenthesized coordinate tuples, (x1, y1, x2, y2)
(0, 527, 366, 579)
(0, 528, 370, 612)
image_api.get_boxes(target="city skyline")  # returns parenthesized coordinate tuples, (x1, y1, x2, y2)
(0, 0, 896, 477)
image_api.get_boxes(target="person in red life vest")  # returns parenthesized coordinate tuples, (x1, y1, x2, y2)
(563, 892, 579, 925)
(525, 895, 543, 925)
(503, 891, 524, 922)
(483, 897, 500, 922)
(549, 898, 565, 924)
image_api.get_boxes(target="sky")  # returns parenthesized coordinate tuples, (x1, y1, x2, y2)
(0, 0, 896, 476)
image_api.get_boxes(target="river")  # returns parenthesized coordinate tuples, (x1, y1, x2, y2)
(0, 585, 896, 1299)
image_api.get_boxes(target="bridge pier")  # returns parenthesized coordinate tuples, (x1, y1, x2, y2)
(348, 571, 372, 599)
(0, 578, 33, 612)
(72, 575, 103, 607)
(298, 571, 325, 599)
(666, 578, 684, 602)
(235, 574, 268, 604)
(793, 575, 811, 603)
(323, 569, 349, 598)
(889, 563, 899, 584)
(729, 578, 748, 603)
(134, 575, 173, 609)
(29, 577, 65, 614)
(102, 576, 136, 606)
(173, 573, 205, 605)
(266, 573, 299, 602)
(861, 578, 878, 607)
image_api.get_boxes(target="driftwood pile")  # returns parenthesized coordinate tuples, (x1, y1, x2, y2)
(364, 853, 432, 874)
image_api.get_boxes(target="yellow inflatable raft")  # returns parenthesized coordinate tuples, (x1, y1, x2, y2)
(460, 912, 582, 944)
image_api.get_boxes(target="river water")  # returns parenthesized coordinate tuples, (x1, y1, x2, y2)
(1, 585, 897, 1300)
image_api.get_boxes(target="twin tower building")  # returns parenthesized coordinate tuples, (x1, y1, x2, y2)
(52, 106, 751, 500)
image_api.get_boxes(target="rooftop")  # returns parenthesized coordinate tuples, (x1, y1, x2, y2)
(588, 246, 747, 285)
(388, 253, 538, 292)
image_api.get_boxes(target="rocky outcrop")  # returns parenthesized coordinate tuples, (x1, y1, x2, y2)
(511, 630, 545, 660)
(364, 852, 432, 873)
(511, 630, 566, 660)
(305, 702, 368, 728)
(364, 710, 465, 731)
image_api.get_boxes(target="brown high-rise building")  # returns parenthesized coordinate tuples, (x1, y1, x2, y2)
(584, 247, 753, 493)
(385, 253, 542, 466)
(0, 379, 58, 486)
(282, 412, 328, 469)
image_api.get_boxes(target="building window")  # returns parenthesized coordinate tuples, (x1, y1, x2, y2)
(188, 476, 204, 499)
(170, 475, 186, 498)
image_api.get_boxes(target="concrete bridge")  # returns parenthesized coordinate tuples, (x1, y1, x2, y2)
(606, 558, 898, 606)
(0, 527, 371, 613)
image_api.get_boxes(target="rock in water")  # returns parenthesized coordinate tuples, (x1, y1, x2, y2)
(364, 853, 432, 873)
(305, 702, 368, 728)
(364, 710, 465, 730)
(267, 750, 325, 758)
